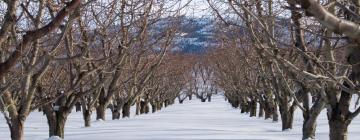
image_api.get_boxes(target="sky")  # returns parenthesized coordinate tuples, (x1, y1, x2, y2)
(181, 0, 211, 18)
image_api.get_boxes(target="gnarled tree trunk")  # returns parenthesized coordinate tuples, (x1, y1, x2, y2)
(302, 98, 325, 139)
(96, 104, 106, 121)
(279, 99, 296, 130)
(140, 101, 149, 114)
(150, 102, 157, 113)
(329, 118, 350, 140)
(44, 106, 70, 139)
(259, 101, 264, 117)
(83, 109, 92, 127)
(8, 119, 24, 140)
(249, 100, 257, 117)
(122, 101, 131, 118)
(272, 102, 279, 122)
(54, 111, 68, 139)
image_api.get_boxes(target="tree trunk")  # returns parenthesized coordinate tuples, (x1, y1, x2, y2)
(302, 116, 317, 140)
(9, 119, 24, 140)
(273, 103, 279, 122)
(44, 107, 69, 139)
(145, 103, 150, 113)
(140, 101, 145, 114)
(96, 104, 106, 121)
(178, 96, 185, 104)
(240, 102, 247, 113)
(188, 94, 192, 100)
(113, 99, 124, 120)
(327, 80, 353, 140)
(157, 101, 162, 110)
(122, 101, 131, 118)
(54, 112, 68, 139)
(280, 111, 293, 130)
(229, 99, 239, 108)
(302, 97, 325, 140)
(151, 102, 157, 113)
(164, 101, 169, 107)
(112, 105, 121, 120)
(140, 101, 149, 114)
(207, 95, 212, 102)
(329, 118, 350, 140)
(259, 101, 264, 117)
(135, 101, 141, 115)
(264, 101, 273, 119)
(83, 109, 92, 127)
(249, 100, 257, 117)
(170, 99, 175, 105)
(279, 104, 295, 130)
(75, 102, 81, 112)
(43, 106, 56, 137)
(265, 109, 272, 119)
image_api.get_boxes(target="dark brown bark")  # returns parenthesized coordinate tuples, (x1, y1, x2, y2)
(273, 102, 279, 122)
(264, 101, 273, 119)
(265, 109, 272, 119)
(249, 100, 257, 117)
(165, 100, 171, 107)
(328, 87, 352, 140)
(302, 96, 325, 139)
(228, 98, 239, 108)
(259, 101, 264, 117)
(0, 1, 18, 46)
(329, 118, 350, 140)
(279, 104, 296, 130)
(156, 102, 162, 110)
(169, 99, 175, 105)
(9, 119, 24, 140)
(112, 106, 121, 120)
(302, 117, 317, 140)
(151, 102, 157, 113)
(0, 0, 82, 79)
(135, 101, 141, 115)
(240, 102, 248, 113)
(75, 102, 81, 112)
(54, 111, 68, 139)
(83, 109, 91, 127)
(140, 101, 149, 114)
(96, 104, 106, 121)
(43, 105, 69, 139)
(280, 111, 294, 130)
(293, 0, 360, 39)
(96, 87, 107, 120)
(111, 99, 124, 120)
(43, 105, 56, 137)
(145, 104, 150, 113)
(122, 101, 131, 118)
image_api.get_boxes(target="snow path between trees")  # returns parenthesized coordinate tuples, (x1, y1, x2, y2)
(1, 95, 360, 140)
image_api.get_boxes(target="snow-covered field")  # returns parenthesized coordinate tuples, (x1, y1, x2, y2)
(1, 95, 360, 140)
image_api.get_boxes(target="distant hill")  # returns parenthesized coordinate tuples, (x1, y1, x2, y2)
(171, 16, 216, 54)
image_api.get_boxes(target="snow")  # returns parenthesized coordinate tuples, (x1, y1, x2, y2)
(47, 136, 62, 140)
(1, 95, 360, 140)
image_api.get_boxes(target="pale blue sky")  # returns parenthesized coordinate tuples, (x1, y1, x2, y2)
(181, 0, 211, 18)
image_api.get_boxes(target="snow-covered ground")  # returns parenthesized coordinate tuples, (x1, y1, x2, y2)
(1, 95, 360, 140)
